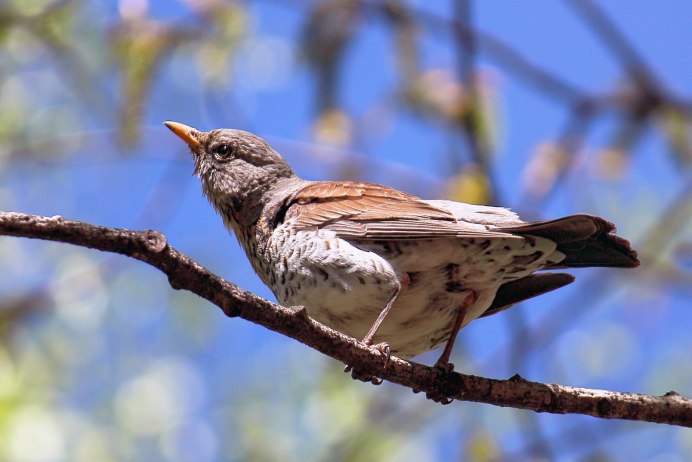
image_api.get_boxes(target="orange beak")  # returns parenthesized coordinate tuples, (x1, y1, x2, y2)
(164, 121, 202, 150)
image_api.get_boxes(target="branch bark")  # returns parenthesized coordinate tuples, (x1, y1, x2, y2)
(0, 211, 689, 427)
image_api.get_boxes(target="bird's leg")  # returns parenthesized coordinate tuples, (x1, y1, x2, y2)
(346, 273, 409, 384)
(361, 273, 410, 348)
(423, 291, 476, 404)
(434, 290, 476, 371)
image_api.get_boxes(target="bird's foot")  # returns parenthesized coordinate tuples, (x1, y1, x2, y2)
(421, 360, 456, 404)
(433, 360, 455, 374)
(344, 342, 391, 385)
(425, 391, 453, 405)
(370, 341, 392, 369)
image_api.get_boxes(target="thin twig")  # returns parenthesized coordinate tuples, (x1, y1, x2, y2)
(564, 0, 657, 88)
(397, 3, 586, 104)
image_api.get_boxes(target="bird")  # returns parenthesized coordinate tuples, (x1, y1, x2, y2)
(165, 121, 639, 375)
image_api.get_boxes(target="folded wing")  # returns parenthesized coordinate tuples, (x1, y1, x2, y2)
(281, 181, 523, 240)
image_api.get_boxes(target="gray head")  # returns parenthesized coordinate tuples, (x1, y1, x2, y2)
(165, 121, 296, 224)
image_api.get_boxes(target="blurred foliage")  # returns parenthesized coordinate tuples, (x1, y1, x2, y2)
(0, 0, 690, 461)
(446, 163, 491, 205)
(111, 14, 186, 146)
(312, 108, 353, 146)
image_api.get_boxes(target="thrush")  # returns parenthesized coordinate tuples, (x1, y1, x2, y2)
(165, 121, 639, 372)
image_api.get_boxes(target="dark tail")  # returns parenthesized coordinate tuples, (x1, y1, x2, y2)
(480, 214, 639, 319)
(482, 273, 576, 318)
(500, 214, 640, 268)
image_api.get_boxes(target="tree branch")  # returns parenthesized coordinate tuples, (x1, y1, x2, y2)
(0, 211, 689, 427)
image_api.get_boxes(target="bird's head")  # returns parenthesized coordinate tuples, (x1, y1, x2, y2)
(165, 121, 295, 224)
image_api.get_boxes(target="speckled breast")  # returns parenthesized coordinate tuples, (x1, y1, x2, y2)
(242, 222, 559, 358)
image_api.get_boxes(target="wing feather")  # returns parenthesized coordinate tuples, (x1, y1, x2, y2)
(281, 182, 521, 240)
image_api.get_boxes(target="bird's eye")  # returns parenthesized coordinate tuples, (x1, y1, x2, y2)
(213, 143, 233, 159)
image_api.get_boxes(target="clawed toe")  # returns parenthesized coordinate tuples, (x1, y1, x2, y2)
(422, 361, 456, 403)
(343, 341, 392, 385)
(433, 361, 455, 374)
(370, 341, 391, 368)
(344, 364, 383, 385)
(425, 391, 453, 404)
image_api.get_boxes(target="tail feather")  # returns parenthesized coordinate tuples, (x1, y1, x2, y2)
(500, 214, 640, 268)
(481, 273, 575, 319)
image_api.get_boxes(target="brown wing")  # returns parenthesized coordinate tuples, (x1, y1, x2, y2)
(281, 182, 519, 240)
